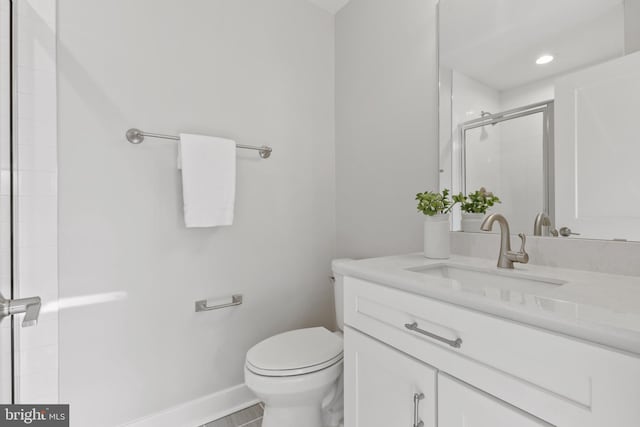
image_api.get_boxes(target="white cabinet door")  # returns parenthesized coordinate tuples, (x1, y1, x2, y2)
(344, 327, 436, 427)
(439, 373, 553, 427)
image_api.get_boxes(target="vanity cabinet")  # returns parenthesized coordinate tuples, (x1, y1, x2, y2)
(344, 327, 436, 427)
(438, 374, 552, 427)
(343, 276, 640, 427)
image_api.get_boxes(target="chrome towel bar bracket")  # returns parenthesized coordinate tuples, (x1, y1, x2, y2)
(126, 128, 272, 159)
(195, 294, 243, 312)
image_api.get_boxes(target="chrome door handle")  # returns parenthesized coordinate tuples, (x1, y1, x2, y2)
(405, 322, 462, 348)
(559, 227, 580, 237)
(413, 392, 425, 427)
(0, 293, 41, 327)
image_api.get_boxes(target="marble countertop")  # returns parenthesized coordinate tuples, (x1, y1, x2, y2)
(333, 254, 640, 355)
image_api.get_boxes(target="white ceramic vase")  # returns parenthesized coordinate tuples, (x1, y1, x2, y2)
(423, 214, 450, 259)
(461, 213, 486, 233)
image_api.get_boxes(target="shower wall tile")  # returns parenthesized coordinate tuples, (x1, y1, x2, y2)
(13, 0, 58, 405)
(0, 0, 12, 404)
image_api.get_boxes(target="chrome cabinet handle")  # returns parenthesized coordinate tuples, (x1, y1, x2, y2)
(404, 322, 462, 348)
(413, 392, 425, 427)
(0, 293, 41, 327)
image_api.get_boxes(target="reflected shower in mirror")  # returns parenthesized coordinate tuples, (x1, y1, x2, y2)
(439, 0, 640, 241)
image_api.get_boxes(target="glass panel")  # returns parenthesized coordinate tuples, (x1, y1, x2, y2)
(464, 112, 545, 235)
(11, 0, 58, 403)
(0, 0, 13, 404)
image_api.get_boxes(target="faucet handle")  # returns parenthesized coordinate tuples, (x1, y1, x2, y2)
(517, 233, 527, 253)
(506, 233, 529, 264)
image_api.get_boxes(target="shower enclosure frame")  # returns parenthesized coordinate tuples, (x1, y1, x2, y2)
(456, 100, 555, 227)
(0, 0, 17, 404)
(0, 0, 58, 404)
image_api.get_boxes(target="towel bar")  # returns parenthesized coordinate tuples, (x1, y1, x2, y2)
(195, 294, 243, 312)
(126, 128, 272, 159)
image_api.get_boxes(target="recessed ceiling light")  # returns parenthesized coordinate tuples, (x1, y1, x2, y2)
(536, 55, 554, 65)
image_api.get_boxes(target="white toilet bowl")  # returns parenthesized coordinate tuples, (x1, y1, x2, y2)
(244, 327, 344, 427)
(244, 264, 348, 427)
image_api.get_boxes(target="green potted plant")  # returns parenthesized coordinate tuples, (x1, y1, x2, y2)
(453, 187, 501, 232)
(416, 189, 456, 258)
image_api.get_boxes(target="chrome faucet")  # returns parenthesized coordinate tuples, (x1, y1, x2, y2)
(533, 212, 558, 237)
(481, 213, 529, 269)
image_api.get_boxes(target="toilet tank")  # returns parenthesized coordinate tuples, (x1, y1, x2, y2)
(332, 259, 351, 332)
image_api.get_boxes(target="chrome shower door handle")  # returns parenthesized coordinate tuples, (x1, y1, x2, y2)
(413, 392, 425, 427)
(0, 293, 41, 327)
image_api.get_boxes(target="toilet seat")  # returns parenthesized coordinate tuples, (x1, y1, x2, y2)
(246, 327, 343, 377)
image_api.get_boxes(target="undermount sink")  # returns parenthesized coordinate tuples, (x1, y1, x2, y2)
(408, 263, 566, 295)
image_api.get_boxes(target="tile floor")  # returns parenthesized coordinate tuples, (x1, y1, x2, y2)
(203, 403, 263, 427)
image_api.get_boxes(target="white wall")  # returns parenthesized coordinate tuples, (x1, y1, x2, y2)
(625, 0, 640, 53)
(451, 70, 502, 197)
(335, 0, 438, 258)
(439, 67, 453, 193)
(499, 79, 555, 111)
(448, 71, 502, 229)
(57, 1, 335, 426)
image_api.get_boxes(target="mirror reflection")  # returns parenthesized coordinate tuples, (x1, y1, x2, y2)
(439, 0, 640, 241)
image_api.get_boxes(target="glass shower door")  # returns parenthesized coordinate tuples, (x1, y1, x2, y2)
(0, 0, 45, 405)
(457, 101, 554, 236)
(463, 112, 546, 235)
(0, 0, 13, 404)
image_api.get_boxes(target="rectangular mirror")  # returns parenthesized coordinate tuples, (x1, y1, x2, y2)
(439, 0, 640, 241)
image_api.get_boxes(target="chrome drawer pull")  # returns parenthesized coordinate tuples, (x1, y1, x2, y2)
(413, 392, 425, 427)
(404, 322, 462, 348)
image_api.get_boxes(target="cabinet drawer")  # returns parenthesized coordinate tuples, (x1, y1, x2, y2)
(344, 277, 592, 407)
(439, 373, 553, 427)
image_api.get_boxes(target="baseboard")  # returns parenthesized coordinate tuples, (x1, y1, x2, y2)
(122, 384, 259, 427)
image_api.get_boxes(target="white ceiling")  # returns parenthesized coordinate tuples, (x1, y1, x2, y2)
(439, 0, 625, 91)
(306, 0, 351, 14)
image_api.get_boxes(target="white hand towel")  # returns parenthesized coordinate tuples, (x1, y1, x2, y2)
(179, 133, 236, 227)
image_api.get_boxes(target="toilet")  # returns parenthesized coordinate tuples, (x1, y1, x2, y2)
(244, 269, 345, 427)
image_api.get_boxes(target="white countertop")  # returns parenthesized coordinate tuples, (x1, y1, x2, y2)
(333, 254, 640, 356)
